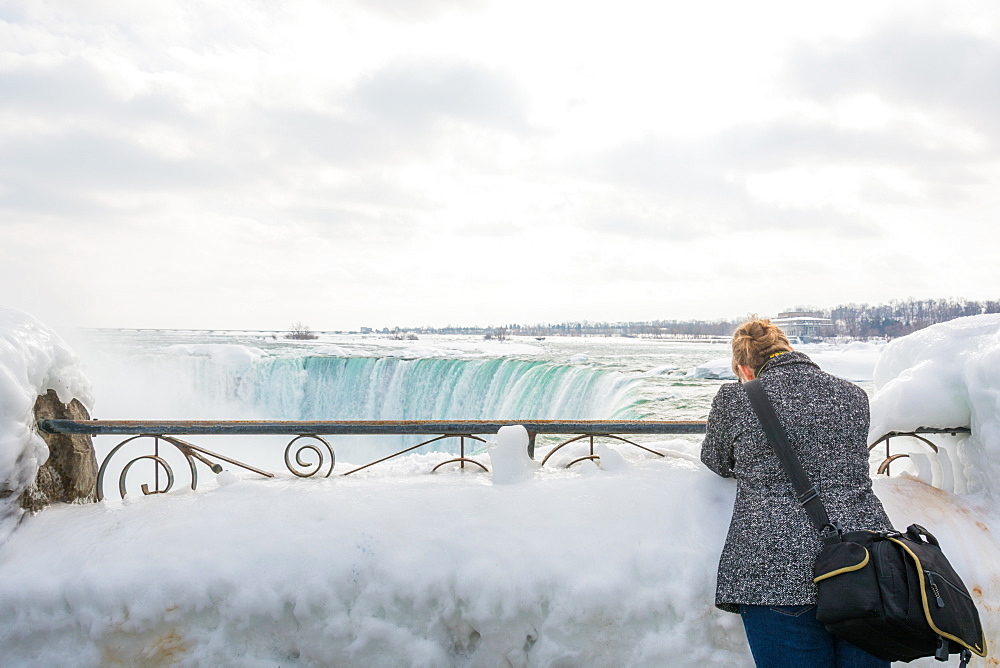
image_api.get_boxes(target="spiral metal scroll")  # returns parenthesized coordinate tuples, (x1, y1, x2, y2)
(120, 454, 175, 498)
(284, 435, 335, 478)
(97, 434, 276, 500)
(97, 435, 196, 501)
(539, 433, 666, 468)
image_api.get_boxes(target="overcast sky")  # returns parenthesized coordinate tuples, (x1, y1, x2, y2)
(1, 1, 998, 331)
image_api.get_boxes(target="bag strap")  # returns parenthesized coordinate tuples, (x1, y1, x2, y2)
(742, 379, 842, 544)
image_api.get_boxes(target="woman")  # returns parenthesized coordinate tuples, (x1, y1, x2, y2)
(701, 317, 893, 667)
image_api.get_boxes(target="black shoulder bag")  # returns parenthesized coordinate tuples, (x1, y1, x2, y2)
(743, 379, 987, 666)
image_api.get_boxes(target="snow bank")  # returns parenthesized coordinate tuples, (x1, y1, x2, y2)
(0, 306, 92, 540)
(685, 357, 737, 380)
(804, 341, 882, 381)
(0, 451, 747, 666)
(869, 314, 1000, 495)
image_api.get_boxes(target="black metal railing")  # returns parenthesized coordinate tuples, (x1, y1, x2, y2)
(38, 419, 970, 500)
(38, 419, 707, 500)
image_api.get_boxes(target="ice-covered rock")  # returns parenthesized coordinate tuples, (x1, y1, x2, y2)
(20, 390, 98, 512)
(0, 306, 93, 540)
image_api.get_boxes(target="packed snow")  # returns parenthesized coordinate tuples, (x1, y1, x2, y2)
(0, 311, 997, 666)
(488, 425, 540, 484)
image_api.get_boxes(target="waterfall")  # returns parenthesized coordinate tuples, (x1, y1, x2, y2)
(86, 346, 646, 459)
(208, 356, 641, 420)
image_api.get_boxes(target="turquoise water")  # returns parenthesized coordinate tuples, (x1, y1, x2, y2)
(77, 330, 735, 423)
(75, 331, 739, 465)
(75, 329, 884, 480)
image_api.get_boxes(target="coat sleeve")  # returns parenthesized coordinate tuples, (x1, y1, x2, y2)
(700, 384, 738, 478)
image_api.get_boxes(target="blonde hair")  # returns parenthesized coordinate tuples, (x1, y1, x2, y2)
(731, 316, 792, 376)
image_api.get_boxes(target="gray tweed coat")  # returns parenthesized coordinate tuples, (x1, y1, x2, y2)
(700, 351, 892, 613)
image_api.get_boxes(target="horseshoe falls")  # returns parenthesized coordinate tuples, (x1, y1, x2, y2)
(243, 356, 643, 421)
(85, 351, 643, 422)
(75, 333, 681, 462)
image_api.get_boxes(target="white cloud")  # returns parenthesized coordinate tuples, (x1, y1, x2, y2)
(1, 0, 998, 329)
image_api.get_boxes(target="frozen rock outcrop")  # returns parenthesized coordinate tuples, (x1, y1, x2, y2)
(0, 306, 94, 539)
(19, 390, 98, 512)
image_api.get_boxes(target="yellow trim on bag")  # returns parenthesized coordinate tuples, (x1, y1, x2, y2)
(886, 537, 988, 658)
(813, 549, 870, 584)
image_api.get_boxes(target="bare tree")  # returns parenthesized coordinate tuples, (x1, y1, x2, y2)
(286, 322, 318, 340)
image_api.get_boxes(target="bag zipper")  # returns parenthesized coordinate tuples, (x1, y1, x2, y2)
(925, 571, 945, 608)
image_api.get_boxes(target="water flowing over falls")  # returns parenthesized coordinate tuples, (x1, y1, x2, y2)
(98, 353, 645, 422)
(251, 356, 645, 421)
(81, 341, 653, 462)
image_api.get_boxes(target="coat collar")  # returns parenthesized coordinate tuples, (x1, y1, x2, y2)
(757, 350, 818, 377)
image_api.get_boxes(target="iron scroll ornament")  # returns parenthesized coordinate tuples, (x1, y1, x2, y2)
(284, 434, 335, 478)
(96, 434, 342, 500)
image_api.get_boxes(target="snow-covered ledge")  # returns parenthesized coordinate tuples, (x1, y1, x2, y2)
(869, 313, 1000, 496)
(0, 306, 95, 541)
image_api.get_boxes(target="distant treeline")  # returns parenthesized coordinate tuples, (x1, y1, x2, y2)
(392, 297, 999, 340)
(827, 297, 1000, 339)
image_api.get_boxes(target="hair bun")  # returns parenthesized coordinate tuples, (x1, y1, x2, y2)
(730, 317, 792, 376)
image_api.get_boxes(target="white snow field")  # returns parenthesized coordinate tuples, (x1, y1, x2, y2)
(0, 307, 997, 666)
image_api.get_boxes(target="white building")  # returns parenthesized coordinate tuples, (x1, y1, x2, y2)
(771, 312, 833, 340)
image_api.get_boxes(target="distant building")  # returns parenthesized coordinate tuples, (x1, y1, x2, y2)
(360, 327, 372, 334)
(771, 311, 833, 340)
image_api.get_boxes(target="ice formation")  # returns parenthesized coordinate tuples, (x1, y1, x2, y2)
(0, 306, 92, 541)
(869, 314, 1000, 495)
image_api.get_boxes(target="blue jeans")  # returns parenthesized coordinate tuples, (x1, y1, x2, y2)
(739, 604, 890, 668)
